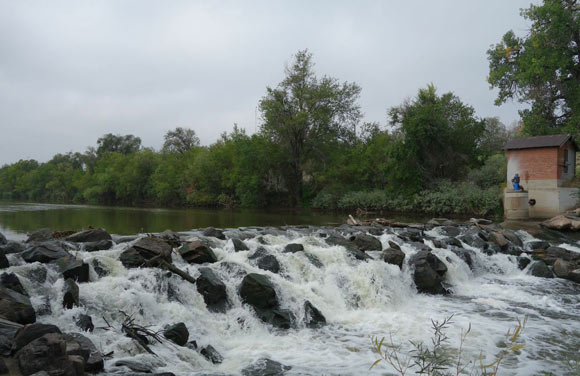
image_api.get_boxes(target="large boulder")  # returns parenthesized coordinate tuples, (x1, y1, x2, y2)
(0, 251, 8, 270)
(63, 279, 80, 309)
(26, 229, 53, 243)
(248, 247, 280, 273)
(242, 358, 291, 376)
(0, 232, 5, 245)
(458, 229, 488, 249)
(158, 230, 182, 248)
(163, 322, 189, 346)
(529, 261, 554, 278)
(55, 257, 89, 283)
(541, 214, 580, 231)
(553, 259, 580, 283)
(200, 344, 223, 364)
(283, 243, 304, 253)
(232, 238, 249, 252)
(21, 242, 70, 263)
(64, 332, 104, 373)
(179, 241, 218, 264)
(0, 286, 36, 324)
(12, 323, 62, 352)
(303, 301, 326, 328)
(488, 232, 509, 251)
(0, 241, 25, 254)
(383, 247, 405, 269)
(440, 226, 461, 237)
(203, 227, 226, 240)
(66, 228, 111, 243)
(254, 308, 295, 329)
(349, 233, 382, 252)
(75, 314, 94, 333)
(82, 240, 113, 252)
(16, 333, 84, 376)
(0, 318, 22, 356)
(120, 237, 173, 268)
(239, 273, 278, 310)
(532, 246, 580, 265)
(451, 248, 476, 270)
(502, 229, 523, 247)
(196, 267, 228, 313)
(409, 250, 448, 294)
(526, 241, 550, 252)
(1, 273, 28, 296)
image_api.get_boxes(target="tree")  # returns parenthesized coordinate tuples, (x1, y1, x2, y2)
(96, 133, 142, 156)
(487, 0, 580, 138)
(162, 127, 200, 154)
(478, 117, 512, 161)
(259, 50, 362, 206)
(388, 85, 485, 192)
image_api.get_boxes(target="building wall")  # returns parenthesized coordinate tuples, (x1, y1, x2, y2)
(507, 147, 559, 189)
(558, 140, 576, 182)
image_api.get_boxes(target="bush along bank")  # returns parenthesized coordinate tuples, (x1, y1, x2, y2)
(0, 218, 578, 374)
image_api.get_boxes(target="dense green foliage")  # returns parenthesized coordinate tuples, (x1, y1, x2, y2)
(0, 51, 514, 216)
(488, 0, 580, 139)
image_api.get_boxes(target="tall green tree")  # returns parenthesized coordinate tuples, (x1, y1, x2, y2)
(488, 0, 580, 138)
(388, 85, 485, 192)
(162, 127, 200, 154)
(96, 133, 142, 156)
(259, 50, 362, 206)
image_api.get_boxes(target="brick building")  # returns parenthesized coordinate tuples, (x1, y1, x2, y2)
(504, 134, 578, 219)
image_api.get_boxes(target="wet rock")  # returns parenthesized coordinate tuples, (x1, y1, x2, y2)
(239, 273, 278, 310)
(179, 241, 218, 264)
(451, 248, 476, 270)
(75, 314, 94, 332)
(283, 243, 304, 253)
(0, 319, 22, 356)
(63, 279, 80, 309)
(232, 238, 249, 252)
(83, 239, 113, 252)
(470, 218, 493, 225)
(0, 240, 25, 254)
(115, 359, 154, 373)
(158, 230, 182, 247)
(398, 228, 423, 242)
(304, 300, 326, 328)
(388, 240, 401, 251)
(541, 214, 580, 231)
(488, 232, 509, 251)
(114, 235, 139, 244)
(444, 237, 462, 248)
(196, 267, 228, 313)
(26, 229, 53, 243)
(349, 233, 382, 252)
(485, 243, 501, 255)
(163, 322, 189, 346)
(249, 248, 280, 273)
(529, 261, 554, 278)
(200, 344, 223, 364)
(409, 250, 448, 294)
(0, 273, 27, 296)
(517, 256, 532, 270)
(64, 332, 104, 373)
(526, 241, 550, 252)
(12, 323, 62, 352)
(0, 232, 5, 245)
(120, 237, 173, 268)
(532, 246, 580, 266)
(0, 286, 36, 324)
(441, 226, 461, 237)
(325, 234, 352, 248)
(203, 227, 226, 240)
(21, 242, 70, 263)
(383, 247, 405, 269)
(0, 358, 7, 374)
(553, 259, 580, 283)
(185, 340, 198, 350)
(66, 228, 111, 243)
(255, 308, 295, 329)
(409, 242, 431, 252)
(502, 230, 523, 247)
(305, 253, 323, 268)
(91, 259, 110, 277)
(55, 257, 89, 283)
(17, 333, 83, 376)
(242, 358, 291, 376)
(345, 247, 371, 261)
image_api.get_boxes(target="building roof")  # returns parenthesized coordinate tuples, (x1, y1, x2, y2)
(505, 134, 577, 150)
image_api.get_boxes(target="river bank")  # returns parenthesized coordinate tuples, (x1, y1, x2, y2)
(0, 217, 579, 375)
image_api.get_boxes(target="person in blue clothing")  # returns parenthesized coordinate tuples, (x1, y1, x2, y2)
(511, 173, 521, 190)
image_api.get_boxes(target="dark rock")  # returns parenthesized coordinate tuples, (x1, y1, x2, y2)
(200, 345, 223, 364)
(552, 259, 580, 283)
(0, 273, 27, 296)
(305, 253, 323, 268)
(325, 234, 352, 248)
(349, 234, 382, 252)
(163, 322, 189, 346)
(13, 323, 62, 352)
(0, 358, 7, 374)
(239, 273, 278, 310)
(115, 359, 153, 373)
(383, 247, 405, 269)
(470, 218, 493, 225)
(242, 358, 291, 376)
(517, 256, 532, 270)
(283, 243, 304, 253)
(63, 279, 80, 309)
(179, 241, 218, 264)
(502, 230, 523, 247)
(21, 242, 70, 263)
(64, 332, 104, 373)
(0, 233, 5, 245)
(451, 248, 476, 270)
(196, 267, 228, 313)
(17, 333, 82, 376)
(249, 248, 281, 273)
(120, 237, 173, 268)
(527, 241, 550, 252)
(83, 240, 113, 252)
(186, 340, 198, 350)
(0, 318, 22, 356)
(529, 261, 554, 278)
(22, 265, 48, 284)
(158, 230, 182, 247)
(409, 250, 448, 294)
(55, 257, 89, 283)
(66, 228, 111, 243)
(0, 241, 25, 254)
(441, 226, 461, 237)
(398, 229, 423, 242)
(203, 227, 226, 240)
(232, 238, 249, 252)
(345, 247, 371, 261)
(26, 229, 53, 243)
(0, 286, 36, 324)
(304, 301, 326, 328)
(409, 242, 431, 252)
(75, 314, 94, 332)
(0, 252, 7, 270)
(444, 238, 462, 248)
(254, 308, 295, 329)
(91, 259, 109, 277)
(388, 240, 401, 251)
(114, 235, 139, 244)
(488, 232, 509, 251)
(533, 246, 580, 266)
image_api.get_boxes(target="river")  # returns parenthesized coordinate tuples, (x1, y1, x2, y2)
(0, 202, 579, 375)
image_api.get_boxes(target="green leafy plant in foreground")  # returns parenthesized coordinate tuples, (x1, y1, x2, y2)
(371, 315, 528, 376)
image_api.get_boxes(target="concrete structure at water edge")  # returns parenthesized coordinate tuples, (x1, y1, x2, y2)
(504, 134, 578, 219)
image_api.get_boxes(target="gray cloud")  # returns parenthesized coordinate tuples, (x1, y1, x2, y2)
(0, 0, 534, 164)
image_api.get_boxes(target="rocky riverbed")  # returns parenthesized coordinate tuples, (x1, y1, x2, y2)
(0, 219, 579, 375)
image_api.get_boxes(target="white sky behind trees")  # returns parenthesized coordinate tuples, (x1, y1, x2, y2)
(0, 0, 536, 164)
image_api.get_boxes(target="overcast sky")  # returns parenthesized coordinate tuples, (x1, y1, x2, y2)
(0, 0, 536, 165)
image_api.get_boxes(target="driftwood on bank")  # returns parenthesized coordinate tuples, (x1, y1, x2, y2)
(346, 215, 410, 228)
(144, 254, 197, 284)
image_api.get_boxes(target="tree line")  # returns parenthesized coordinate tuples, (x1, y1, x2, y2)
(1, 0, 576, 216)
